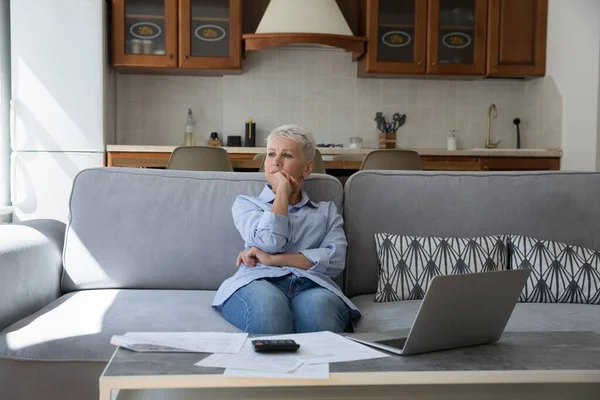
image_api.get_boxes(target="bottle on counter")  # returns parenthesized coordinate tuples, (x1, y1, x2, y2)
(447, 129, 458, 151)
(184, 108, 197, 146)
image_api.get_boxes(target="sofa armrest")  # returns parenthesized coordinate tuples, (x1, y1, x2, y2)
(0, 219, 65, 331)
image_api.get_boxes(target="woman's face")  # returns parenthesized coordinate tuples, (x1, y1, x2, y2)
(264, 137, 312, 186)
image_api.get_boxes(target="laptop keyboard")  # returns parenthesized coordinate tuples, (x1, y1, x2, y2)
(376, 337, 407, 349)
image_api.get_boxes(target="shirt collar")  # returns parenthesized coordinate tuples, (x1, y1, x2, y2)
(258, 185, 318, 209)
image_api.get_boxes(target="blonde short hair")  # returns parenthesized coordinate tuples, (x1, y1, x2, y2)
(266, 125, 317, 161)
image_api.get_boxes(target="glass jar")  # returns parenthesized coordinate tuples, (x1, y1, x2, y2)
(349, 137, 363, 149)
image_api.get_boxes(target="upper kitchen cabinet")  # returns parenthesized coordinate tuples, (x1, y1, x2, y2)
(359, 0, 428, 74)
(112, 0, 242, 73)
(427, 0, 487, 75)
(113, 0, 178, 67)
(179, 0, 242, 70)
(487, 0, 548, 77)
(359, 0, 487, 76)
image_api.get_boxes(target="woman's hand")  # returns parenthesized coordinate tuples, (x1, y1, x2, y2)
(236, 246, 275, 267)
(280, 171, 303, 193)
(271, 172, 293, 194)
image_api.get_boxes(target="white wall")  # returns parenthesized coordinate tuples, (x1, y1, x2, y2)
(0, 0, 12, 222)
(547, 0, 600, 171)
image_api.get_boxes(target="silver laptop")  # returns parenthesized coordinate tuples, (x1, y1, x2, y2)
(347, 269, 531, 356)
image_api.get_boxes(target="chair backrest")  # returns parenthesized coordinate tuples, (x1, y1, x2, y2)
(360, 149, 423, 171)
(166, 146, 233, 171)
(256, 149, 327, 173)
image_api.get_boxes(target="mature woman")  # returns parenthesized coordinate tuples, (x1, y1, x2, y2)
(212, 125, 360, 334)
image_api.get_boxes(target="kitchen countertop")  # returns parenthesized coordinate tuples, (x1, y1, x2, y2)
(106, 145, 562, 158)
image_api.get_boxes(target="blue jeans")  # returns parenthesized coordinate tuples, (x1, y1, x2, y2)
(220, 274, 350, 334)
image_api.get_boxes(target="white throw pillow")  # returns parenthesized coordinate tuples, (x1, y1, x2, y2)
(374, 234, 508, 303)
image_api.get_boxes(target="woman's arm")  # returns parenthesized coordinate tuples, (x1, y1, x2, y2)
(232, 196, 290, 254)
(299, 204, 347, 278)
(242, 203, 347, 278)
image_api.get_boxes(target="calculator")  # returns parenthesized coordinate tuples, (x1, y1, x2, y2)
(251, 339, 300, 353)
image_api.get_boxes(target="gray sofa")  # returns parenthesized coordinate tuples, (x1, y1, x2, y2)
(1, 168, 599, 400)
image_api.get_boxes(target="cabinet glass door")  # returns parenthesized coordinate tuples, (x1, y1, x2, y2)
(179, 0, 241, 69)
(378, 0, 417, 63)
(125, 0, 167, 56)
(113, 0, 177, 67)
(428, 0, 486, 75)
(364, 0, 426, 74)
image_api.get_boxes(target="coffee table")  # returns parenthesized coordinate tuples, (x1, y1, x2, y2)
(99, 331, 600, 400)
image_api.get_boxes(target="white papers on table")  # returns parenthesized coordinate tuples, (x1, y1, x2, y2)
(110, 332, 248, 354)
(224, 363, 329, 379)
(195, 353, 302, 373)
(251, 331, 390, 365)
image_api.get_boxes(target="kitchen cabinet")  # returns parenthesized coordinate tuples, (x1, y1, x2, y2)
(113, 0, 178, 68)
(113, 0, 242, 73)
(487, 0, 548, 77)
(479, 157, 559, 171)
(360, 0, 546, 78)
(427, 0, 488, 75)
(359, 0, 487, 76)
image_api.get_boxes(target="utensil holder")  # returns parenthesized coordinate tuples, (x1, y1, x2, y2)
(379, 132, 396, 149)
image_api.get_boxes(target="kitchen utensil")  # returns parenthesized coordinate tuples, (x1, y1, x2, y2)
(513, 118, 521, 149)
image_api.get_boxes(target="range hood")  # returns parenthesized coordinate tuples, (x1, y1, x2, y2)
(243, 0, 366, 60)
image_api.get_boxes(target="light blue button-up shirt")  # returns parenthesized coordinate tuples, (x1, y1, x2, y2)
(212, 185, 360, 319)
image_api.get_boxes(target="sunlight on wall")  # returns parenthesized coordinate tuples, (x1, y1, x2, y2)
(14, 58, 85, 149)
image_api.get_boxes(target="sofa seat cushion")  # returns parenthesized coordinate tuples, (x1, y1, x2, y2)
(351, 294, 600, 334)
(0, 289, 240, 362)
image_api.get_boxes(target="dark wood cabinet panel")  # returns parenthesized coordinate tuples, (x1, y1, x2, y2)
(480, 157, 559, 171)
(242, 0, 270, 34)
(487, 0, 548, 77)
(337, 0, 361, 35)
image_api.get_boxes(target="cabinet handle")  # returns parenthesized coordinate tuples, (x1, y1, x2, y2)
(431, 62, 436, 66)
(185, 54, 189, 60)
(169, 54, 174, 59)
(417, 61, 422, 66)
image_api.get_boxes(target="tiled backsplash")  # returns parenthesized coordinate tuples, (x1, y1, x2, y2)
(116, 49, 562, 150)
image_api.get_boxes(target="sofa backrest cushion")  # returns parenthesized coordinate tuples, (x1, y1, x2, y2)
(62, 168, 343, 292)
(343, 171, 600, 298)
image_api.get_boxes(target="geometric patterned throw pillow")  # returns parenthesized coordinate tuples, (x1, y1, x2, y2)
(509, 235, 600, 304)
(374, 234, 508, 303)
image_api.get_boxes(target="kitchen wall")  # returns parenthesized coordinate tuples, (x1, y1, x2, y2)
(547, 0, 600, 171)
(0, 0, 11, 222)
(116, 48, 562, 151)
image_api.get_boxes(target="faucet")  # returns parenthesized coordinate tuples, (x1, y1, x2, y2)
(485, 103, 501, 148)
